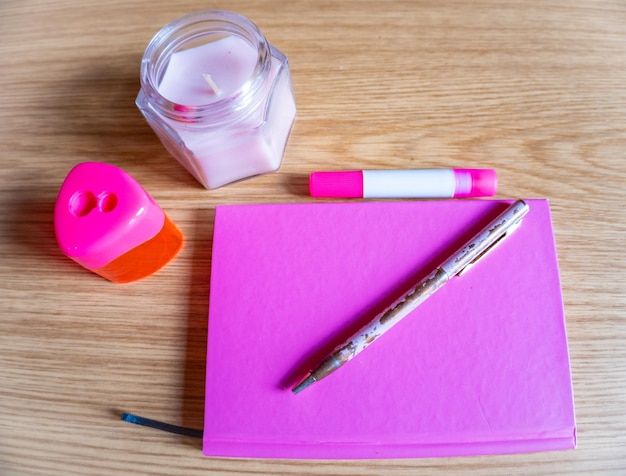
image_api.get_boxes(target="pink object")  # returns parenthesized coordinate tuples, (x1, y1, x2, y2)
(309, 169, 498, 199)
(203, 199, 575, 459)
(309, 170, 364, 198)
(453, 168, 498, 198)
(54, 162, 183, 283)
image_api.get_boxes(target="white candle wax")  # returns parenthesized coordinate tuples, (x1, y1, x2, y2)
(158, 36, 255, 106)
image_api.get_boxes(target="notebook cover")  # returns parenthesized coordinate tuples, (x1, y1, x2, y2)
(203, 199, 576, 459)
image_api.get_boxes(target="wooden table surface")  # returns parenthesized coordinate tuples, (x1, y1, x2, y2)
(1, 1, 625, 474)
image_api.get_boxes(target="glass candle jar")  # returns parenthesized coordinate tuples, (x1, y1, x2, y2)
(136, 11, 296, 189)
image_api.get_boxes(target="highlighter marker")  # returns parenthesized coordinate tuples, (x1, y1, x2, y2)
(309, 169, 497, 199)
(54, 162, 183, 283)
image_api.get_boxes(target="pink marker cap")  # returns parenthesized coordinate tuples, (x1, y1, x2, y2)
(309, 171, 364, 198)
(54, 162, 167, 271)
(453, 169, 498, 198)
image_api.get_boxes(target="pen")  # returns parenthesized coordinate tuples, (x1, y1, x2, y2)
(309, 169, 497, 199)
(292, 199, 530, 394)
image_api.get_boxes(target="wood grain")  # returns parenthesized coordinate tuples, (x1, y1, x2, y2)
(1, 1, 625, 474)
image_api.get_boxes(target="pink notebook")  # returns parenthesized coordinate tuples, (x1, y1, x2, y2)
(203, 199, 576, 459)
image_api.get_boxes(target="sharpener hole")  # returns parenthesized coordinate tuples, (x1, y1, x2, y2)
(98, 192, 118, 213)
(69, 191, 97, 217)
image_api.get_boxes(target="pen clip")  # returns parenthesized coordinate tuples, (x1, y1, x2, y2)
(456, 217, 524, 277)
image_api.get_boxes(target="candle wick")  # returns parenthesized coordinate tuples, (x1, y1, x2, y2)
(202, 74, 221, 96)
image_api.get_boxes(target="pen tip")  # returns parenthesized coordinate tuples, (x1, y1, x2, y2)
(292, 375, 316, 394)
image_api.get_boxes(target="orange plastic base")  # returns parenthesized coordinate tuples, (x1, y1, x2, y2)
(93, 215, 183, 283)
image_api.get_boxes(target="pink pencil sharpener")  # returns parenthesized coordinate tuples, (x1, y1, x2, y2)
(54, 162, 183, 283)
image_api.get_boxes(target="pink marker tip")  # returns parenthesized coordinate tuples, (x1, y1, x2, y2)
(309, 171, 364, 198)
(453, 169, 498, 198)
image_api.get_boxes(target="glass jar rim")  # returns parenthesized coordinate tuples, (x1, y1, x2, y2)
(139, 10, 272, 125)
